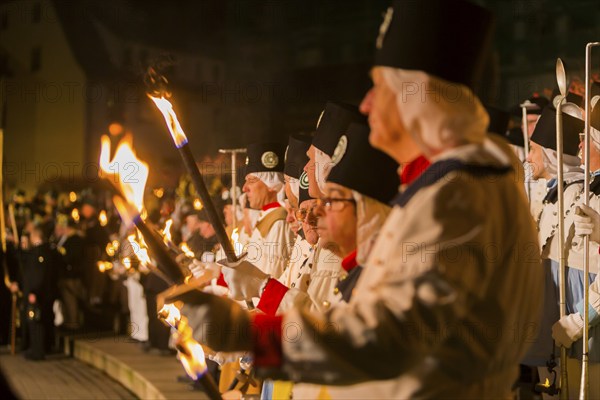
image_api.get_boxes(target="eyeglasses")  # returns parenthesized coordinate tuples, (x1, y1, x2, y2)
(295, 207, 314, 222)
(316, 197, 356, 212)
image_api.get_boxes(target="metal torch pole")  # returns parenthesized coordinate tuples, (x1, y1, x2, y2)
(219, 148, 246, 230)
(111, 196, 186, 285)
(580, 41, 600, 400)
(556, 94, 569, 399)
(521, 103, 532, 205)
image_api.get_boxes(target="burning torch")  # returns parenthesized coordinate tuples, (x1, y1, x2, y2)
(146, 68, 239, 264)
(158, 302, 222, 400)
(98, 135, 186, 285)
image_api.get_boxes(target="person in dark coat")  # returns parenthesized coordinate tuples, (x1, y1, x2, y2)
(80, 197, 110, 307)
(55, 214, 85, 331)
(183, 208, 219, 259)
(19, 223, 59, 360)
(141, 271, 171, 355)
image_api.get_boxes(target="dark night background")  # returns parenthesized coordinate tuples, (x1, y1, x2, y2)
(0, 0, 599, 192)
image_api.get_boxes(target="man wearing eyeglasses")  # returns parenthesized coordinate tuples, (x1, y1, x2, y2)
(167, 1, 545, 398)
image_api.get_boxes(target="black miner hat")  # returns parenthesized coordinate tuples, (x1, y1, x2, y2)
(531, 106, 583, 156)
(327, 123, 400, 204)
(284, 134, 312, 179)
(298, 184, 313, 205)
(505, 127, 525, 148)
(374, 0, 494, 90)
(312, 102, 367, 157)
(244, 142, 286, 175)
(510, 96, 550, 117)
(485, 105, 510, 137)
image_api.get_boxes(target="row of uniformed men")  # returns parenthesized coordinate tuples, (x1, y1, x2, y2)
(501, 89, 600, 398)
(160, 1, 553, 399)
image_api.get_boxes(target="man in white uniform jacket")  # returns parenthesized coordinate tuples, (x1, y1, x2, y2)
(169, 1, 544, 398)
(241, 142, 295, 280)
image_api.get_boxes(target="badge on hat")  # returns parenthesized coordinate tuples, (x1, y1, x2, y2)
(331, 135, 348, 165)
(376, 7, 393, 50)
(261, 151, 279, 169)
(316, 110, 325, 129)
(299, 171, 309, 190)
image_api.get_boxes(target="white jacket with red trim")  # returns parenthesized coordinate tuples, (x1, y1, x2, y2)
(255, 140, 544, 399)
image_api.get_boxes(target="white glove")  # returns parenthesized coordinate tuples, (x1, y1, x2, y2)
(208, 351, 245, 366)
(218, 258, 270, 301)
(189, 259, 221, 279)
(574, 204, 600, 243)
(552, 313, 584, 349)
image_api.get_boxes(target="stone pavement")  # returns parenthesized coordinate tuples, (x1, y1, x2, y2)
(0, 349, 136, 399)
(69, 336, 209, 399)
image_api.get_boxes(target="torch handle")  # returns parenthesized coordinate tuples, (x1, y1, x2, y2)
(179, 145, 238, 263)
(133, 217, 186, 284)
(198, 373, 223, 400)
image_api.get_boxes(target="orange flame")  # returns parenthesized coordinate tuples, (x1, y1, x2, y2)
(97, 261, 113, 273)
(180, 242, 195, 258)
(148, 96, 188, 147)
(126, 233, 151, 267)
(98, 210, 108, 227)
(179, 341, 207, 380)
(158, 303, 207, 379)
(105, 242, 116, 257)
(542, 378, 550, 388)
(193, 198, 203, 210)
(162, 219, 173, 244)
(158, 303, 181, 327)
(71, 208, 80, 222)
(99, 135, 149, 213)
(231, 227, 243, 257)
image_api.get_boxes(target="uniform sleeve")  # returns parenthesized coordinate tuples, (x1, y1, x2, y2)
(576, 274, 600, 327)
(258, 247, 342, 316)
(253, 177, 540, 384)
(262, 220, 295, 278)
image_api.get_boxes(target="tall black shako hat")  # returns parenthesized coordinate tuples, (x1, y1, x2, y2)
(530, 106, 582, 156)
(244, 142, 286, 175)
(312, 102, 367, 157)
(506, 127, 525, 148)
(327, 123, 400, 204)
(298, 185, 312, 205)
(374, 0, 494, 90)
(485, 105, 510, 136)
(485, 105, 524, 147)
(284, 134, 311, 179)
(485, 105, 525, 147)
